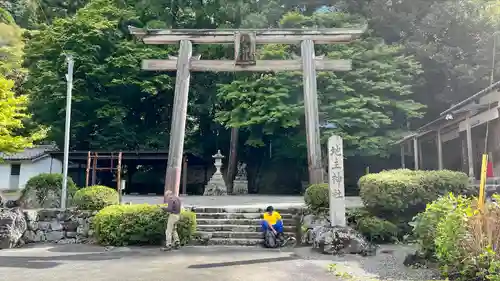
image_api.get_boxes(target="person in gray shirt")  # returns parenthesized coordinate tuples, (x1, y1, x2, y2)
(161, 190, 181, 251)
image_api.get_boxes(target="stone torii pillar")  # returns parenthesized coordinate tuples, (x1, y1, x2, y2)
(129, 27, 365, 199)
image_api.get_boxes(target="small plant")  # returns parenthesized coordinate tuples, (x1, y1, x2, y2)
(356, 216, 398, 243)
(72, 185, 119, 211)
(19, 173, 77, 208)
(92, 204, 197, 246)
(412, 193, 471, 258)
(304, 183, 329, 213)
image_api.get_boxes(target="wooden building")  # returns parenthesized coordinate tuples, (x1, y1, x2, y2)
(397, 81, 500, 179)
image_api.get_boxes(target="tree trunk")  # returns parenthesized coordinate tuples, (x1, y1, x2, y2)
(226, 127, 239, 194)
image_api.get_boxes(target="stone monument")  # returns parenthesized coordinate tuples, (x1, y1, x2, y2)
(328, 135, 346, 226)
(232, 162, 248, 194)
(203, 150, 228, 196)
(302, 135, 375, 256)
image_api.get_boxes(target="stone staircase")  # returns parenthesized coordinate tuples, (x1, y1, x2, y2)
(192, 206, 301, 246)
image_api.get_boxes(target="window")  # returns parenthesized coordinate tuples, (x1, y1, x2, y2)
(10, 164, 20, 176)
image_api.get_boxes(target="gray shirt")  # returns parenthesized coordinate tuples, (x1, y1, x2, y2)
(164, 196, 181, 214)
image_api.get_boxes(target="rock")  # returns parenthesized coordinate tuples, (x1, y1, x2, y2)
(309, 225, 376, 256)
(65, 231, 77, 238)
(203, 183, 227, 196)
(50, 221, 63, 231)
(38, 222, 51, 231)
(232, 180, 248, 195)
(63, 221, 79, 232)
(19, 189, 60, 209)
(57, 238, 76, 244)
(302, 214, 329, 229)
(0, 208, 27, 249)
(46, 231, 64, 242)
(23, 230, 37, 243)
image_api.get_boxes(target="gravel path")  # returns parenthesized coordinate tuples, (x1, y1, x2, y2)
(294, 244, 440, 281)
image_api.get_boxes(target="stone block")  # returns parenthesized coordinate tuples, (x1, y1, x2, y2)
(50, 221, 63, 231)
(46, 231, 64, 242)
(38, 209, 59, 220)
(63, 221, 79, 232)
(309, 225, 376, 256)
(232, 180, 248, 195)
(65, 232, 77, 238)
(38, 222, 51, 231)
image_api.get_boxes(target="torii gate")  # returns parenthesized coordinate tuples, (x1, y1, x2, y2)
(128, 26, 365, 199)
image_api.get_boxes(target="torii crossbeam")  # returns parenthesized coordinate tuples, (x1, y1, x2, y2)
(129, 26, 365, 200)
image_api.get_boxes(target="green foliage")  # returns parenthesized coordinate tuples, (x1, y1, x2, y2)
(359, 169, 470, 222)
(412, 193, 471, 258)
(72, 185, 119, 211)
(355, 215, 398, 243)
(19, 173, 77, 208)
(92, 204, 197, 246)
(304, 183, 329, 212)
(216, 11, 424, 156)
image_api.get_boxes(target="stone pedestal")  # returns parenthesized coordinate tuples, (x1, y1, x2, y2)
(232, 162, 248, 195)
(203, 150, 228, 196)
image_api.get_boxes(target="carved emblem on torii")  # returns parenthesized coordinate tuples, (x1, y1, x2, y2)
(234, 32, 256, 66)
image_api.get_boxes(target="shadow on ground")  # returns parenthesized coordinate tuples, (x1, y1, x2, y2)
(188, 256, 299, 269)
(0, 251, 138, 269)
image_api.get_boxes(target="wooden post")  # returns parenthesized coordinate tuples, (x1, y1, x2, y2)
(85, 151, 91, 187)
(437, 128, 443, 170)
(182, 155, 188, 195)
(413, 137, 419, 170)
(400, 144, 406, 168)
(418, 140, 423, 169)
(301, 39, 324, 184)
(117, 152, 122, 203)
(164, 40, 192, 200)
(226, 127, 239, 193)
(92, 152, 97, 185)
(478, 154, 488, 211)
(465, 114, 475, 178)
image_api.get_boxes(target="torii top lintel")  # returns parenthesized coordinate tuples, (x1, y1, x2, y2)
(128, 25, 366, 45)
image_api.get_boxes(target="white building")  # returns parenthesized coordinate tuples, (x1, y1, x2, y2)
(0, 145, 62, 191)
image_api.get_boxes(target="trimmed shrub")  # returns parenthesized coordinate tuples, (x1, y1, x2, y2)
(73, 185, 119, 211)
(412, 193, 471, 258)
(355, 216, 398, 243)
(19, 173, 77, 208)
(304, 183, 329, 212)
(359, 169, 470, 221)
(92, 204, 197, 246)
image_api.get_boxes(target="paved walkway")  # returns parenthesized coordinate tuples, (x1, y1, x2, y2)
(0, 244, 340, 281)
(122, 195, 363, 208)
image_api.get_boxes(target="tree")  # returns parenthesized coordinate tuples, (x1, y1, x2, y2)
(216, 11, 425, 157)
(24, 0, 177, 150)
(0, 76, 44, 154)
(343, 0, 500, 123)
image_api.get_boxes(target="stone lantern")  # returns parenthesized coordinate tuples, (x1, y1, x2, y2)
(203, 150, 228, 196)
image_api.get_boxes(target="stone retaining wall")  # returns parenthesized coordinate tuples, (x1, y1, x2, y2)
(22, 209, 96, 244)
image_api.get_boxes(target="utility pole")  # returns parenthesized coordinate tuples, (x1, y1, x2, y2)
(61, 54, 74, 209)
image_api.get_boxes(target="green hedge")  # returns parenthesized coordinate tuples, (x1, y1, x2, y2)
(92, 204, 197, 246)
(19, 173, 77, 208)
(304, 183, 329, 212)
(359, 169, 471, 221)
(73, 185, 119, 211)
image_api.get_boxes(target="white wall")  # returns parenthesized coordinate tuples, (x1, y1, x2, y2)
(0, 157, 63, 190)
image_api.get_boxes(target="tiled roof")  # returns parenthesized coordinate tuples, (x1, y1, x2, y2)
(0, 145, 58, 161)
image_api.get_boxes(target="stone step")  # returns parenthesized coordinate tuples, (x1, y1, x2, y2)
(196, 224, 296, 233)
(205, 238, 263, 246)
(195, 212, 294, 220)
(192, 207, 302, 214)
(196, 218, 296, 226)
(196, 231, 295, 239)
